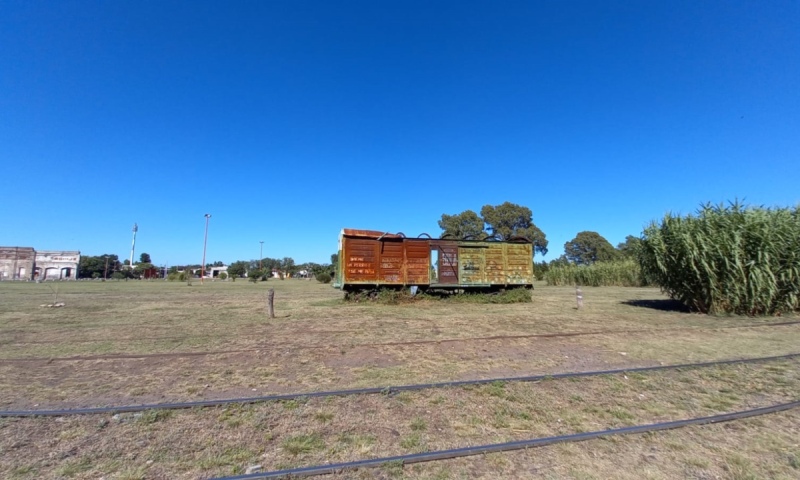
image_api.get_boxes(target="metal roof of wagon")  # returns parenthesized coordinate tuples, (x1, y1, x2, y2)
(340, 229, 531, 243)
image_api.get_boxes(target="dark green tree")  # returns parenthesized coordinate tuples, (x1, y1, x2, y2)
(564, 231, 620, 265)
(280, 257, 296, 277)
(616, 235, 643, 259)
(139, 253, 151, 264)
(438, 210, 486, 239)
(480, 202, 548, 255)
(227, 261, 248, 278)
(79, 254, 121, 279)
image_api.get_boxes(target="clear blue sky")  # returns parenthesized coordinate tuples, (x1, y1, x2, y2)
(2, 1, 798, 266)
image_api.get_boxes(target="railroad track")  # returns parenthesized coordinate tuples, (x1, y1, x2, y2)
(2, 352, 797, 417)
(210, 401, 800, 479)
(2, 320, 798, 364)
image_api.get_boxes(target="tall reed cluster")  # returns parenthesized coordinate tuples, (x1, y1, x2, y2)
(639, 202, 800, 315)
(545, 260, 646, 287)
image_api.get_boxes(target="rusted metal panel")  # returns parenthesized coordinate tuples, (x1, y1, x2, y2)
(485, 244, 506, 284)
(404, 240, 430, 284)
(338, 229, 533, 289)
(437, 244, 459, 284)
(458, 246, 487, 285)
(505, 243, 534, 284)
(379, 239, 404, 284)
(343, 238, 379, 283)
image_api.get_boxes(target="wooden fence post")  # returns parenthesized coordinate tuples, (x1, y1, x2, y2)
(267, 288, 275, 318)
(576, 285, 583, 309)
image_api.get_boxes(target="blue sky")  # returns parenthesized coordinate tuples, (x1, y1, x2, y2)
(2, 1, 798, 266)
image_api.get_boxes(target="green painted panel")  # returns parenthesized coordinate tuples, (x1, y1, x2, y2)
(458, 246, 486, 284)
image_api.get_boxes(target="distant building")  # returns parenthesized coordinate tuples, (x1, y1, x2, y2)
(209, 265, 228, 278)
(0, 247, 35, 280)
(0, 247, 80, 280)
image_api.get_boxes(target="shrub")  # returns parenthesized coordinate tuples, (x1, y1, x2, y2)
(639, 202, 800, 315)
(545, 260, 646, 287)
(316, 272, 332, 284)
(344, 287, 532, 304)
(218, 272, 227, 280)
(167, 272, 180, 282)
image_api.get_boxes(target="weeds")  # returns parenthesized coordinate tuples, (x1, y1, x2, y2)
(282, 433, 325, 455)
(345, 287, 531, 304)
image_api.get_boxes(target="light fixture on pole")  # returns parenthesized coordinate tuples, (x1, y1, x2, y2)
(259, 241, 264, 270)
(201, 214, 211, 284)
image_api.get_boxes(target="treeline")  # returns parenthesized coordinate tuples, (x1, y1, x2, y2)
(79, 253, 165, 279)
(226, 255, 336, 283)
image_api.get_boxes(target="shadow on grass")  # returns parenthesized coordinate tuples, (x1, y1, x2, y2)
(621, 299, 692, 313)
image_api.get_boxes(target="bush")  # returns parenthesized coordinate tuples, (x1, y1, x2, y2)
(167, 273, 180, 282)
(344, 287, 532, 304)
(316, 272, 332, 284)
(639, 202, 800, 315)
(545, 260, 646, 287)
(218, 272, 227, 280)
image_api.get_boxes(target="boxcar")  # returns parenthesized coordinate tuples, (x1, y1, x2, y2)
(334, 229, 534, 292)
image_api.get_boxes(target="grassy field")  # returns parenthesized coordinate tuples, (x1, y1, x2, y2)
(1, 279, 799, 479)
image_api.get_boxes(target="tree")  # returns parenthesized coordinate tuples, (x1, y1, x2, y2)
(227, 261, 248, 278)
(564, 231, 620, 265)
(139, 253, 151, 264)
(133, 262, 156, 279)
(280, 257, 296, 277)
(480, 202, 548, 255)
(248, 269, 264, 282)
(79, 254, 121, 278)
(111, 271, 126, 280)
(617, 235, 643, 259)
(438, 210, 486, 239)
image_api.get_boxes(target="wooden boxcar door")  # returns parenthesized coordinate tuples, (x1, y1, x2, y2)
(436, 245, 459, 284)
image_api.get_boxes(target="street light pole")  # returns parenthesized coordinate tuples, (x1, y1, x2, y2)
(259, 241, 264, 270)
(201, 214, 211, 284)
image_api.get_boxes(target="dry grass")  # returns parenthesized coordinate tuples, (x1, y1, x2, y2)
(1, 358, 798, 479)
(1, 280, 799, 478)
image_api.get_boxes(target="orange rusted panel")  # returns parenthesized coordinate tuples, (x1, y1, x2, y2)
(340, 231, 431, 285)
(404, 240, 430, 284)
(342, 238, 379, 283)
(379, 239, 404, 284)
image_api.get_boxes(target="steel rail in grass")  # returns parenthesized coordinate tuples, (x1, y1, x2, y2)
(211, 401, 800, 480)
(2, 353, 798, 418)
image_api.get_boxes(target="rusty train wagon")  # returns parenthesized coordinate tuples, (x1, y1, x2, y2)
(334, 229, 534, 292)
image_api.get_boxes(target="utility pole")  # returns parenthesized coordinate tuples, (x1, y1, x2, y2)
(129, 223, 138, 269)
(201, 214, 211, 284)
(104, 256, 109, 280)
(260, 241, 264, 270)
